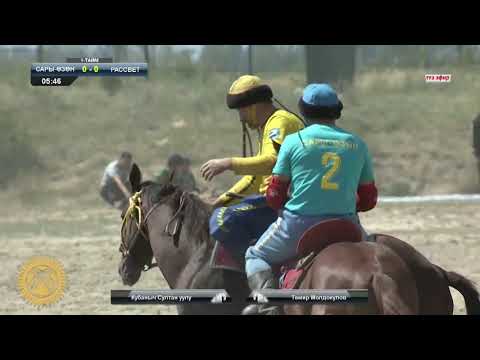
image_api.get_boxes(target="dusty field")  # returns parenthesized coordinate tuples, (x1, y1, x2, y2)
(1, 201, 479, 315)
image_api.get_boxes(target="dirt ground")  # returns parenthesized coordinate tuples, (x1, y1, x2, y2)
(1, 200, 479, 315)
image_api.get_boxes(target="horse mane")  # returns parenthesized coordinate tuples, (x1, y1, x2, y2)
(139, 180, 157, 188)
(179, 191, 214, 245)
(143, 182, 213, 246)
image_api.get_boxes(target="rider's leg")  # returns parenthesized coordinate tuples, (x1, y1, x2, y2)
(242, 210, 317, 315)
(209, 199, 277, 265)
(243, 211, 363, 314)
(352, 213, 369, 241)
(209, 205, 254, 264)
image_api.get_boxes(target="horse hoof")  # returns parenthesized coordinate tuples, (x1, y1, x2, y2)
(242, 305, 281, 315)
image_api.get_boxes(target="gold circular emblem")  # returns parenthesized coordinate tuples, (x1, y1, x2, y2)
(17, 256, 66, 307)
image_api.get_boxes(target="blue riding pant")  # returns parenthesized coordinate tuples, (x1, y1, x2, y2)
(245, 209, 368, 277)
(209, 195, 278, 261)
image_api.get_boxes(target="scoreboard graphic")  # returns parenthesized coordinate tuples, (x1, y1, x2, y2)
(31, 57, 148, 86)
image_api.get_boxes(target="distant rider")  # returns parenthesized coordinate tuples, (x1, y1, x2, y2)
(154, 153, 199, 192)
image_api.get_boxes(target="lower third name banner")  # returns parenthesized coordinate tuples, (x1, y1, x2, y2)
(111, 289, 231, 305)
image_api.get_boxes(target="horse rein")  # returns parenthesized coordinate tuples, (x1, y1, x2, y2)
(164, 191, 187, 248)
(119, 190, 159, 271)
(120, 189, 188, 270)
(120, 191, 149, 256)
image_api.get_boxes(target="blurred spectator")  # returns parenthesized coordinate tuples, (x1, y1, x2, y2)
(181, 157, 199, 192)
(154, 153, 198, 192)
(100, 151, 133, 209)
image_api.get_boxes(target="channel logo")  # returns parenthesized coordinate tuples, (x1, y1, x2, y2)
(425, 74, 452, 83)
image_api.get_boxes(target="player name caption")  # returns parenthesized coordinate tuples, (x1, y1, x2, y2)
(111, 289, 368, 305)
(111, 289, 231, 305)
(130, 294, 193, 302)
(248, 289, 369, 304)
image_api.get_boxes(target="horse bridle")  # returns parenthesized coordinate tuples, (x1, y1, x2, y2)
(120, 189, 188, 270)
(163, 192, 188, 247)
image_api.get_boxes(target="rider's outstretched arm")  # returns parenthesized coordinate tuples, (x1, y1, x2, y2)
(214, 175, 263, 207)
(113, 176, 131, 199)
(230, 152, 278, 176)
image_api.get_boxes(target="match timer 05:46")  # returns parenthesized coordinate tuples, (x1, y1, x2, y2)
(30, 76, 76, 86)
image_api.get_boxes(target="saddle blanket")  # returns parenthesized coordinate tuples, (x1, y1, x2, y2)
(209, 241, 245, 273)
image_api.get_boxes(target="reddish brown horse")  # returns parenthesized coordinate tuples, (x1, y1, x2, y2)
(119, 164, 480, 315)
(376, 234, 480, 314)
(283, 220, 480, 314)
(284, 240, 420, 314)
(287, 239, 480, 314)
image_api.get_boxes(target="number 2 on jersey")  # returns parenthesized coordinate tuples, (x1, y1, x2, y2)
(321, 152, 341, 190)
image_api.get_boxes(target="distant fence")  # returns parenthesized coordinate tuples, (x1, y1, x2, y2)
(379, 194, 480, 204)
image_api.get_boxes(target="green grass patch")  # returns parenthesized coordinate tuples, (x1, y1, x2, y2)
(0, 63, 479, 214)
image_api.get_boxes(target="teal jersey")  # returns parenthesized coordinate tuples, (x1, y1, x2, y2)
(273, 124, 375, 216)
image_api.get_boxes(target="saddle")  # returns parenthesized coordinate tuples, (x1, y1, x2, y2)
(280, 218, 363, 289)
(210, 218, 363, 288)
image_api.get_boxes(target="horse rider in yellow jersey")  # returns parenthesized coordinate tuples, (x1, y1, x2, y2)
(200, 75, 304, 263)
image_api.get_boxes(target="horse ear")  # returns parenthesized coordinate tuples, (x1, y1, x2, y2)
(129, 162, 142, 193)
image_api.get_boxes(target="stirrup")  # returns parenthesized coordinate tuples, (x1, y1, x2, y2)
(258, 305, 280, 315)
(242, 304, 280, 315)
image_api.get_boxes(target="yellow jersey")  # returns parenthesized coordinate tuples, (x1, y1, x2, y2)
(218, 109, 304, 206)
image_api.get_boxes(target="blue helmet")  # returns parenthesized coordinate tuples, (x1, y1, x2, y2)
(298, 83, 343, 120)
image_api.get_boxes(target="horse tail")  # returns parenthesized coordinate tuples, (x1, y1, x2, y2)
(436, 265, 480, 315)
(371, 273, 417, 315)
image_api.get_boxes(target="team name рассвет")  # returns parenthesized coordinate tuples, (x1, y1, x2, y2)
(110, 65, 141, 73)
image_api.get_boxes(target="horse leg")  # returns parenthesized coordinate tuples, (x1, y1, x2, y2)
(310, 303, 374, 315)
(370, 272, 418, 315)
(175, 246, 248, 315)
(370, 244, 420, 315)
(283, 270, 314, 315)
(308, 272, 418, 315)
(308, 271, 379, 315)
(289, 256, 377, 315)
(376, 235, 453, 314)
(189, 265, 249, 315)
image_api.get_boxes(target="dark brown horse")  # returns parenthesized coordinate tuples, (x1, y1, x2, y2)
(118, 169, 249, 315)
(119, 164, 480, 315)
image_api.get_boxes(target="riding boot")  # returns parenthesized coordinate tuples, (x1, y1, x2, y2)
(242, 269, 281, 315)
